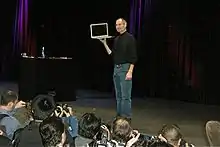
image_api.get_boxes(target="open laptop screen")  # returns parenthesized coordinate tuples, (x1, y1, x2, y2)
(90, 23, 109, 39)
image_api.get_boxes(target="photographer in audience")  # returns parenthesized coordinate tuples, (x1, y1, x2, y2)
(53, 104, 78, 139)
(112, 117, 148, 147)
(158, 124, 194, 147)
(76, 112, 102, 146)
(39, 116, 69, 147)
(0, 90, 26, 139)
(18, 97, 77, 147)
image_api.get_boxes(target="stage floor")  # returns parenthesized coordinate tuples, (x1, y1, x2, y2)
(0, 82, 219, 146)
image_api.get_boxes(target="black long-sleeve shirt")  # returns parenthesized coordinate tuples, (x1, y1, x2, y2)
(112, 32, 138, 65)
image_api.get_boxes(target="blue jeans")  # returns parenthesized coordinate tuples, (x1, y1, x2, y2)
(113, 63, 132, 118)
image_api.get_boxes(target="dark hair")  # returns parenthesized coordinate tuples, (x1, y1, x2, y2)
(39, 116, 65, 147)
(78, 113, 101, 139)
(0, 90, 18, 105)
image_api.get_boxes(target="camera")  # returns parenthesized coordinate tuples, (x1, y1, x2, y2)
(54, 104, 71, 117)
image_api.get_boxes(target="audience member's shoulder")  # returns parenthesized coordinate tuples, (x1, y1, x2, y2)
(0, 113, 10, 122)
(1, 115, 14, 120)
(1, 115, 19, 126)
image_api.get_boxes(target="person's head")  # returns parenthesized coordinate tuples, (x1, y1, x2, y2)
(78, 113, 102, 139)
(116, 18, 127, 34)
(0, 90, 18, 111)
(158, 124, 182, 147)
(112, 117, 132, 143)
(39, 116, 66, 147)
(206, 121, 220, 146)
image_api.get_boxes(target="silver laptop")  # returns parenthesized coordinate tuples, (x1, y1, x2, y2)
(90, 23, 112, 39)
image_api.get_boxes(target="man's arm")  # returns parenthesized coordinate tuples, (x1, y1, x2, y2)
(127, 36, 138, 73)
(1, 117, 20, 139)
(103, 42, 112, 55)
(99, 38, 112, 55)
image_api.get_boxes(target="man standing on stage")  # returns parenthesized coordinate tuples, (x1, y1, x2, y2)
(99, 18, 137, 120)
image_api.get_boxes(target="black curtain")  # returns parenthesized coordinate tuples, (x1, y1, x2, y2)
(0, 1, 17, 81)
(137, 0, 218, 104)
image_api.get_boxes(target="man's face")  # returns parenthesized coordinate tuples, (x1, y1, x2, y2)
(116, 19, 126, 34)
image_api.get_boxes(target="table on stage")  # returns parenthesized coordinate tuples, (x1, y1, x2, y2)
(19, 56, 76, 102)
